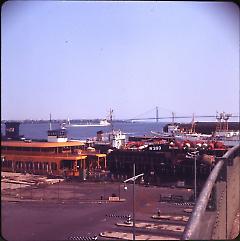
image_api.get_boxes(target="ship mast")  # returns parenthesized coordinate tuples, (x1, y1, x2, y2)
(223, 112, 231, 131)
(216, 111, 221, 132)
(191, 113, 195, 133)
(110, 108, 114, 133)
(108, 108, 114, 143)
(49, 113, 52, 130)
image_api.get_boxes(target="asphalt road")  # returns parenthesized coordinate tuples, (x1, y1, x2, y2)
(1, 182, 193, 241)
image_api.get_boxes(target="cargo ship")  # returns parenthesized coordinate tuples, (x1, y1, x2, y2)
(106, 113, 237, 186)
(150, 112, 239, 147)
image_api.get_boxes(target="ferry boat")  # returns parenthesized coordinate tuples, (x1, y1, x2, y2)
(64, 118, 111, 128)
(1, 122, 107, 180)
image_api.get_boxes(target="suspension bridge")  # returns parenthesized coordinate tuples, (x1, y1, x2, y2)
(121, 107, 239, 122)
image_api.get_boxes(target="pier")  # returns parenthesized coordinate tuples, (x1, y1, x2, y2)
(1, 145, 239, 240)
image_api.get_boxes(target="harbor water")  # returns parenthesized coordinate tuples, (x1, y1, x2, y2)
(1, 122, 166, 140)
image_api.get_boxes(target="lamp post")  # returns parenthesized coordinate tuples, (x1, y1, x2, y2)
(186, 150, 199, 202)
(123, 163, 144, 241)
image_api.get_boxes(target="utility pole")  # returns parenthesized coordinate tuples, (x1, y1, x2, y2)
(133, 163, 136, 241)
(186, 150, 199, 202)
(156, 106, 159, 123)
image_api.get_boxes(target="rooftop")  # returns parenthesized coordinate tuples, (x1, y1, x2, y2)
(1, 140, 85, 148)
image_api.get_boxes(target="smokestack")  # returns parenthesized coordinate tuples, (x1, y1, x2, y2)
(5, 122, 21, 140)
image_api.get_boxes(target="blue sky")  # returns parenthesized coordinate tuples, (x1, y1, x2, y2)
(1, 1, 239, 120)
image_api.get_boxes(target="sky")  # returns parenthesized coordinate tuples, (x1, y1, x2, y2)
(1, 1, 239, 120)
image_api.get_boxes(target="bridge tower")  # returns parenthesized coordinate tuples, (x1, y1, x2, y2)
(156, 106, 159, 122)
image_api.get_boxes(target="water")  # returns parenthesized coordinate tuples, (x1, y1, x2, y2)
(1, 122, 166, 140)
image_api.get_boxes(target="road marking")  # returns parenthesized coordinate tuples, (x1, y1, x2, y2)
(100, 231, 179, 240)
(68, 236, 97, 240)
(106, 214, 130, 219)
(174, 202, 194, 206)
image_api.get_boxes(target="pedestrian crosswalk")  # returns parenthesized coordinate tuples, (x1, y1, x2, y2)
(106, 213, 131, 219)
(174, 202, 194, 206)
(68, 236, 97, 240)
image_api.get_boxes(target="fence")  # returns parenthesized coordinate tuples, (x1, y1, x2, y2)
(182, 144, 240, 239)
(1, 178, 126, 202)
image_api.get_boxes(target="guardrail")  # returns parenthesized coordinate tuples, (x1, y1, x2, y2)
(182, 144, 240, 240)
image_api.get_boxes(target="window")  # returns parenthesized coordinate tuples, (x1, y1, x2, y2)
(25, 162, 29, 170)
(34, 162, 38, 170)
(51, 162, 57, 170)
(2, 160, 12, 168)
(43, 162, 48, 170)
(60, 160, 73, 169)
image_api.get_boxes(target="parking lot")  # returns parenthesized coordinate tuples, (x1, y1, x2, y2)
(2, 174, 195, 241)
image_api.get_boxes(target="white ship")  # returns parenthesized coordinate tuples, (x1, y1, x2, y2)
(213, 130, 239, 147)
(153, 112, 239, 147)
(63, 118, 110, 128)
(213, 112, 239, 147)
(63, 109, 113, 128)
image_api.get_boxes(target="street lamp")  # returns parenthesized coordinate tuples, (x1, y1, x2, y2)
(186, 150, 199, 202)
(123, 163, 144, 241)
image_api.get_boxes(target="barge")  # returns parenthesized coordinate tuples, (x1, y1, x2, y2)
(107, 140, 228, 186)
(106, 113, 237, 186)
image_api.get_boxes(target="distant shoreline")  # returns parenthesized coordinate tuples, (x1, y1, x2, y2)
(1, 119, 130, 124)
(1, 120, 239, 125)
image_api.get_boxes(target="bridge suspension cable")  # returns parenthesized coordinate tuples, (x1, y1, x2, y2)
(126, 115, 240, 121)
(125, 107, 239, 122)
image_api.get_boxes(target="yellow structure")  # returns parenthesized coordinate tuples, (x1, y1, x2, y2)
(1, 140, 107, 179)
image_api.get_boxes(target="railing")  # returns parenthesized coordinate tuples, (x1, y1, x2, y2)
(182, 144, 240, 240)
(2, 149, 101, 157)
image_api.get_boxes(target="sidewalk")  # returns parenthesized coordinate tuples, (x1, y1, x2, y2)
(151, 214, 189, 222)
(116, 221, 185, 233)
(1, 195, 126, 204)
